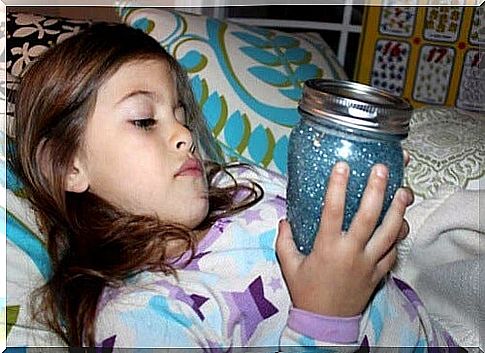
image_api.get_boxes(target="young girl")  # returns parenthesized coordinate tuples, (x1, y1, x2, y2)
(10, 23, 458, 350)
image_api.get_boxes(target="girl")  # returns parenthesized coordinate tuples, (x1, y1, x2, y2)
(10, 23, 458, 350)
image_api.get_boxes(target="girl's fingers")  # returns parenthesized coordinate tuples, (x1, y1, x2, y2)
(372, 246, 398, 284)
(275, 219, 305, 278)
(313, 162, 349, 249)
(397, 219, 410, 242)
(401, 186, 414, 206)
(347, 164, 388, 245)
(365, 188, 411, 263)
(403, 149, 411, 167)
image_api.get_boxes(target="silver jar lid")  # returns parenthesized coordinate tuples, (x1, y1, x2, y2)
(299, 79, 412, 138)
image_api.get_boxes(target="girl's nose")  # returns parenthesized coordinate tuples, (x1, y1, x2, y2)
(172, 123, 194, 152)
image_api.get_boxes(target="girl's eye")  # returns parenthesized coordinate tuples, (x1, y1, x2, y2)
(131, 118, 157, 131)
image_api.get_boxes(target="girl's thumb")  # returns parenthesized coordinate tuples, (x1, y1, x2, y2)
(275, 219, 303, 276)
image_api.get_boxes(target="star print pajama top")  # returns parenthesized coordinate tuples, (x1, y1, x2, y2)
(95, 166, 459, 351)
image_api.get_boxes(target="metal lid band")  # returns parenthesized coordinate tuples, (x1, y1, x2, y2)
(299, 79, 412, 137)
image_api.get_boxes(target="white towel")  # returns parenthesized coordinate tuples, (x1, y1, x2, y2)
(394, 187, 484, 350)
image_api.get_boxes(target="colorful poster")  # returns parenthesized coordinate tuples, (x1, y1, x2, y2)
(456, 50, 484, 111)
(469, 7, 484, 45)
(413, 45, 455, 105)
(379, 7, 416, 37)
(424, 7, 464, 42)
(356, 7, 480, 111)
(371, 40, 410, 96)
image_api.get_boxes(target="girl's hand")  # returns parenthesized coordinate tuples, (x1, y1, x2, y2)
(276, 162, 414, 317)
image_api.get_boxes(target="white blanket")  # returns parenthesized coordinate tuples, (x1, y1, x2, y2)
(394, 187, 484, 350)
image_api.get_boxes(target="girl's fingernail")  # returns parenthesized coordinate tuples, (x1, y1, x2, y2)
(334, 162, 348, 175)
(399, 189, 410, 203)
(374, 164, 388, 178)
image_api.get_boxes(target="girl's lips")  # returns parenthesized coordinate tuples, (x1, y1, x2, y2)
(175, 158, 203, 177)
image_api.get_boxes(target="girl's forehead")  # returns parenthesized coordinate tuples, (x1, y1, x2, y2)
(99, 59, 178, 104)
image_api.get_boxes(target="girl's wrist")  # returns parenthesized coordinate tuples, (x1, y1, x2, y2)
(287, 306, 362, 344)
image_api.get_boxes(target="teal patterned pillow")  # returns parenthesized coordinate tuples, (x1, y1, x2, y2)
(119, 8, 347, 175)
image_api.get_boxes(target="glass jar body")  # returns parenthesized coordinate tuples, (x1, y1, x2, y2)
(286, 112, 404, 255)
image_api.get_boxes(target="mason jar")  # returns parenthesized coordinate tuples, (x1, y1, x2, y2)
(287, 79, 412, 255)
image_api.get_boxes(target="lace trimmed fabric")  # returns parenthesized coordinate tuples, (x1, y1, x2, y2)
(403, 106, 484, 201)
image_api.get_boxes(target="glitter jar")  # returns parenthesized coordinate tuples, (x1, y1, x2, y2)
(287, 79, 412, 255)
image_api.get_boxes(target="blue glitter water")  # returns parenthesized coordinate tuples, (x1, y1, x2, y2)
(287, 115, 404, 255)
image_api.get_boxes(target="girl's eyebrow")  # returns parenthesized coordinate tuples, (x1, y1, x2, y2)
(115, 89, 160, 106)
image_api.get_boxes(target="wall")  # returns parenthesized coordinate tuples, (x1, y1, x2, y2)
(7, 6, 121, 22)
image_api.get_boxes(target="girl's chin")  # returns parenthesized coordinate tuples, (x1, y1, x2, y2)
(169, 205, 210, 230)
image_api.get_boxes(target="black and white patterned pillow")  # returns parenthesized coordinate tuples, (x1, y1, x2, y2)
(6, 12, 92, 131)
(4, 13, 94, 346)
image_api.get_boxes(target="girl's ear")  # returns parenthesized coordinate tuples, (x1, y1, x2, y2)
(36, 138, 90, 193)
(65, 155, 90, 193)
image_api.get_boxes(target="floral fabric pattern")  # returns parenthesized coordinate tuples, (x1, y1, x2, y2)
(5, 12, 92, 133)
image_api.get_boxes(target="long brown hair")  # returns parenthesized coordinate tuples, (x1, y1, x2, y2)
(9, 23, 263, 347)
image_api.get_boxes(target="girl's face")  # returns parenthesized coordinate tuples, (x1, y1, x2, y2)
(67, 59, 209, 229)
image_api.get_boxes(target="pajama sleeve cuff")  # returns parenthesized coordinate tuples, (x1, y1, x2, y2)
(287, 307, 362, 344)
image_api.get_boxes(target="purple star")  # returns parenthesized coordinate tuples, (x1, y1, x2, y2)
(159, 281, 209, 321)
(243, 208, 263, 224)
(249, 276, 279, 319)
(393, 277, 424, 322)
(393, 278, 424, 308)
(189, 293, 210, 320)
(223, 276, 278, 344)
(183, 251, 211, 271)
(268, 277, 282, 292)
(172, 217, 231, 270)
(392, 277, 424, 307)
(171, 250, 211, 271)
(96, 335, 116, 353)
(356, 335, 369, 352)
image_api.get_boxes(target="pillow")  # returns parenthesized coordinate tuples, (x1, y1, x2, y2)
(2, 10, 341, 346)
(119, 7, 347, 175)
(403, 106, 484, 203)
(4, 12, 93, 347)
(5, 12, 93, 135)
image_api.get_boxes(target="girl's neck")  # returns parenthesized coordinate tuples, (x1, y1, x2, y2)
(165, 226, 211, 259)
